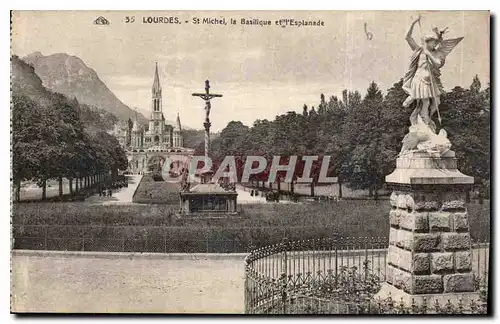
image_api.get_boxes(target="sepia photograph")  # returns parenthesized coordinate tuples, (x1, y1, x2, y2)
(9, 9, 491, 315)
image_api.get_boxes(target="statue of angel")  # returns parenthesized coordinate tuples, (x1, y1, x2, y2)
(402, 16, 464, 133)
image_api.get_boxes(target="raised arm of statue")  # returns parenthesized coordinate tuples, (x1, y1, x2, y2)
(405, 16, 421, 51)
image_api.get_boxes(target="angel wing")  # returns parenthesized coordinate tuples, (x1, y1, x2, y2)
(437, 37, 464, 57)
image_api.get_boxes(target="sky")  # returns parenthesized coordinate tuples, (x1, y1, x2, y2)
(11, 11, 489, 131)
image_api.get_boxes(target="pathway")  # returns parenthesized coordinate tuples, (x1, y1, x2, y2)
(235, 185, 297, 204)
(85, 175, 142, 205)
(10, 247, 488, 314)
(11, 251, 245, 314)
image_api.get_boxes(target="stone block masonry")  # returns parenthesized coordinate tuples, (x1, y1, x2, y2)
(376, 150, 479, 304)
(384, 185, 476, 295)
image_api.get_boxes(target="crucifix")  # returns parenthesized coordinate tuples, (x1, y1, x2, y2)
(192, 80, 223, 158)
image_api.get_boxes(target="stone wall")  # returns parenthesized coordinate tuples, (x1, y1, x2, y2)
(386, 189, 475, 295)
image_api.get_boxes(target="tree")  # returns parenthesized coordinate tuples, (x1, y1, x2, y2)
(12, 55, 129, 201)
(321, 93, 351, 197)
(12, 95, 43, 201)
(470, 74, 481, 93)
(317, 93, 326, 115)
(343, 82, 387, 199)
(382, 79, 413, 168)
(440, 78, 490, 201)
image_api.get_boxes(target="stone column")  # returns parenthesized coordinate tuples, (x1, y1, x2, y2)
(375, 151, 478, 305)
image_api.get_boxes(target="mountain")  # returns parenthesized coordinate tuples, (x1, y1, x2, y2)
(22, 51, 147, 123)
(11, 55, 118, 132)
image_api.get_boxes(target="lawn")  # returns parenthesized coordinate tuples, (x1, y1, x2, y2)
(132, 174, 180, 204)
(12, 199, 490, 253)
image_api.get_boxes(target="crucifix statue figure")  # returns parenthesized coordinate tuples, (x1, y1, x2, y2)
(192, 80, 223, 158)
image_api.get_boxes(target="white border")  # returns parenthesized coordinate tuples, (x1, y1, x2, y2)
(3, 1, 497, 323)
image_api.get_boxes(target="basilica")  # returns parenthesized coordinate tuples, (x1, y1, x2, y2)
(110, 63, 194, 174)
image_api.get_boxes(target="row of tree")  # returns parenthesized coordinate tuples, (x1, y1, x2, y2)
(208, 76, 490, 199)
(12, 56, 128, 202)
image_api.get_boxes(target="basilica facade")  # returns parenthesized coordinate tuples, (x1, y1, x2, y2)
(110, 63, 194, 174)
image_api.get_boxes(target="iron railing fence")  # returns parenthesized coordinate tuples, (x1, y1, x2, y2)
(244, 237, 490, 315)
(12, 224, 378, 253)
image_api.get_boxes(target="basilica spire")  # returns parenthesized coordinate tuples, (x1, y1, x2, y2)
(151, 62, 162, 113)
(152, 62, 161, 94)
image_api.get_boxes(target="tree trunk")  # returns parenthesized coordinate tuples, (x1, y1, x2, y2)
(58, 177, 63, 197)
(15, 178, 21, 202)
(338, 178, 343, 199)
(75, 177, 79, 192)
(465, 190, 471, 203)
(69, 178, 73, 195)
(374, 188, 379, 201)
(41, 180, 46, 200)
(310, 181, 315, 197)
(112, 168, 118, 182)
(368, 187, 373, 197)
(277, 178, 281, 193)
(290, 181, 294, 194)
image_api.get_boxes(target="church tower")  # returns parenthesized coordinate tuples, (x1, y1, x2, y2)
(131, 110, 143, 148)
(173, 112, 183, 147)
(149, 62, 165, 135)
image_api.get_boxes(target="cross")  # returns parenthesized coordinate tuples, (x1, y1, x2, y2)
(192, 80, 223, 123)
(192, 80, 223, 158)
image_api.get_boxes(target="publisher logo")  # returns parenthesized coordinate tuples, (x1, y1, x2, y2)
(94, 16, 110, 25)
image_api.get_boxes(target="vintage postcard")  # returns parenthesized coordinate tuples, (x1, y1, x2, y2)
(10, 10, 490, 314)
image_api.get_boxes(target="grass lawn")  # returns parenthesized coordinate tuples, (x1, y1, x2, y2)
(132, 174, 180, 204)
(12, 198, 490, 252)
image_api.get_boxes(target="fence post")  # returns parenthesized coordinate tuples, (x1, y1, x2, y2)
(244, 263, 248, 314)
(334, 238, 338, 288)
(281, 237, 289, 314)
(364, 237, 368, 282)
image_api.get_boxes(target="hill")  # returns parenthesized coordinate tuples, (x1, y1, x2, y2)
(22, 51, 147, 123)
(11, 55, 117, 132)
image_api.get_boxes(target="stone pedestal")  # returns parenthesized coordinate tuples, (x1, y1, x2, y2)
(375, 151, 479, 305)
